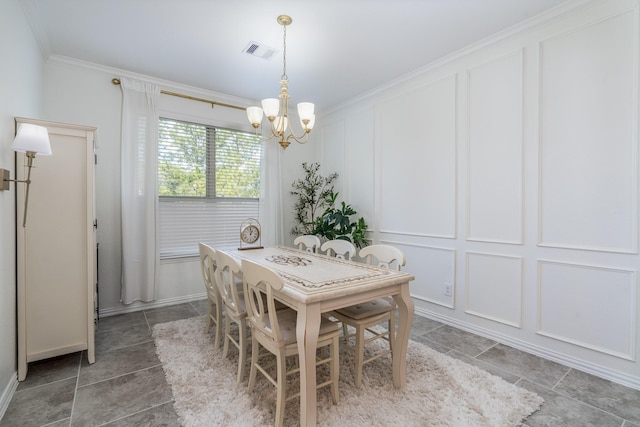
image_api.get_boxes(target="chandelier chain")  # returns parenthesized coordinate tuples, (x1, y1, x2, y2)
(281, 24, 288, 80)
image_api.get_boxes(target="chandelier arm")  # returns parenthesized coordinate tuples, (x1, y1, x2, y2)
(283, 124, 312, 144)
(286, 132, 311, 145)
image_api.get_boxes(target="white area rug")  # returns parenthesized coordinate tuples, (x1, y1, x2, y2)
(152, 316, 543, 426)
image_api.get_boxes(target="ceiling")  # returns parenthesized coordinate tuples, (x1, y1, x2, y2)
(22, 0, 570, 112)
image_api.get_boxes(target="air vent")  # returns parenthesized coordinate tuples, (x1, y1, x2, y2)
(243, 41, 278, 60)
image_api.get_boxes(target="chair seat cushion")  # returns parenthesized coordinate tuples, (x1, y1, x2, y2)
(335, 298, 393, 320)
(272, 308, 339, 344)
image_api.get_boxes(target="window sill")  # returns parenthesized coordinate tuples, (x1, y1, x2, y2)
(160, 254, 199, 264)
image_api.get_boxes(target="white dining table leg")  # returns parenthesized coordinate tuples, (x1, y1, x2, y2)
(297, 302, 321, 426)
(392, 283, 415, 389)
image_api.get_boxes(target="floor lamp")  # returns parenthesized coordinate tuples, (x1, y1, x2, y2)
(1, 123, 52, 227)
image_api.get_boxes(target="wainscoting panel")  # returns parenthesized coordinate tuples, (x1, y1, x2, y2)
(537, 260, 637, 360)
(345, 108, 375, 227)
(383, 240, 456, 309)
(465, 252, 523, 327)
(320, 119, 346, 186)
(538, 10, 637, 253)
(467, 51, 523, 245)
(378, 75, 457, 238)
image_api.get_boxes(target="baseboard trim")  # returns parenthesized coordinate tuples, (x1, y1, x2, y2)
(99, 293, 206, 318)
(0, 373, 18, 421)
(415, 307, 640, 391)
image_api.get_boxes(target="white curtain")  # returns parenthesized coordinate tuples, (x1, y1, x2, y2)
(259, 140, 285, 247)
(119, 77, 160, 304)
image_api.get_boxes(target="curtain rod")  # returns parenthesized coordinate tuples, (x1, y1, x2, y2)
(111, 78, 246, 111)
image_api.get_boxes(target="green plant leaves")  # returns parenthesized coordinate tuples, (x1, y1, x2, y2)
(290, 162, 368, 249)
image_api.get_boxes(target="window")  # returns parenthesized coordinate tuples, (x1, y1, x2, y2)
(158, 118, 261, 258)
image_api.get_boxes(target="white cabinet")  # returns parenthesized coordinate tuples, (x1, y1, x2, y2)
(15, 117, 97, 381)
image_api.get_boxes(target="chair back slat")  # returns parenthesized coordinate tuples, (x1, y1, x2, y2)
(321, 239, 356, 260)
(242, 259, 285, 344)
(199, 243, 218, 299)
(359, 244, 406, 271)
(294, 235, 321, 253)
(215, 250, 244, 317)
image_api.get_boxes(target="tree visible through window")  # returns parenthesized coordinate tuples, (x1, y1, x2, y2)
(158, 118, 261, 198)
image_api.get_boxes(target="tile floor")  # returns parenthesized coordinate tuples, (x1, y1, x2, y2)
(1, 300, 639, 426)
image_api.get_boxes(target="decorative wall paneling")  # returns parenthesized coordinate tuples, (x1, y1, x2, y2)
(538, 9, 637, 253)
(538, 260, 636, 360)
(467, 50, 524, 245)
(319, 110, 376, 233)
(315, 0, 640, 389)
(377, 75, 457, 238)
(465, 252, 523, 328)
(383, 240, 456, 309)
(320, 120, 346, 194)
(344, 108, 375, 231)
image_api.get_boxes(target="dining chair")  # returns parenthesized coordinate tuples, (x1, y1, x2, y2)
(331, 244, 406, 387)
(242, 259, 340, 427)
(293, 234, 321, 253)
(320, 239, 356, 260)
(199, 243, 223, 349)
(215, 249, 249, 383)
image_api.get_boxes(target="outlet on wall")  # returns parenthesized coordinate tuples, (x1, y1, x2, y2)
(444, 283, 452, 297)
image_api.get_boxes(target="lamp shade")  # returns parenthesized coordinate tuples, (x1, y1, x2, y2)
(246, 106, 264, 126)
(12, 123, 52, 155)
(261, 98, 280, 118)
(300, 114, 316, 131)
(297, 102, 315, 121)
(273, 116, 289, 135)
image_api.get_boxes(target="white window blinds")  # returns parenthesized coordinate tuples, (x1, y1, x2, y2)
(158, 118, 261, 258)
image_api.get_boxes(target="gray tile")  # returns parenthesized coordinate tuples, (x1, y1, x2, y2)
(17, 352, 81, 391)
(143, 303, 200, 328)
(410, 334, 452, 353)
(0, 377, 76, 427)
(411, 315, 444, 333)
(46, 418, 72, 426)
(98, 311, 148, 332)
(422, 324, 497, 356)
(95, 323, 152, 354)
(477, 344, 570, 388)
(71, 365, 173, 427)
(554, 369, 640, 424)
(624, 421, 640, 427)
(446, 349, 522, 384)
(519, 379, 624, 427)
(78, 341, 160, 386)
(103, 401, 180, 426)
(190, 298, 208, 315)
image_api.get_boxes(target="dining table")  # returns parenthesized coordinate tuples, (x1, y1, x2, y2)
(230, 246, 415, 427)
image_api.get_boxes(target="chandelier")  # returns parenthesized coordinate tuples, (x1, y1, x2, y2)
(246, 15, 315, 149)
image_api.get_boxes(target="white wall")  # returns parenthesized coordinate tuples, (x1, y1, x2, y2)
(32, 0, 639, 394)
(42, 59, 315, 316)
(0, 0, 45, 415)
(316, 0, 640, 389)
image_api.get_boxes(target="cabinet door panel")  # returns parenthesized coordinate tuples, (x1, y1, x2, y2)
(16, 118, 96, 380)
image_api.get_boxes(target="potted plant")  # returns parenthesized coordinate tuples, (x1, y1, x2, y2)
(290, 162, 368, 248)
